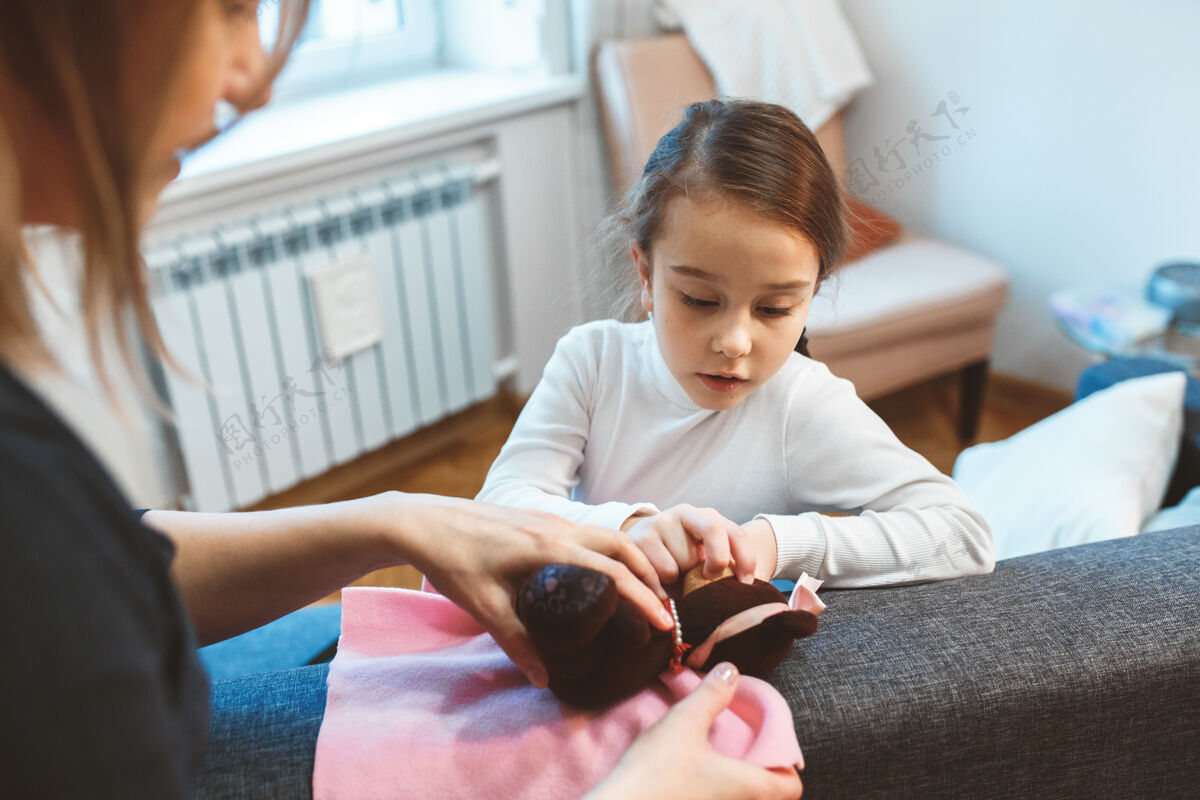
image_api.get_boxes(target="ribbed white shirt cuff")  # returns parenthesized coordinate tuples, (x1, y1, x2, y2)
(581, 502, 661, 531)
(757, 513, 827, 581)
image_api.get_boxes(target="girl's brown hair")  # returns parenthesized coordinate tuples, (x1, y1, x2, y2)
(0, 0, 309, 380)
(601, 99, 847, 355)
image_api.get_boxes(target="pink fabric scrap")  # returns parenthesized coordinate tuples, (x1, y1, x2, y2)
(312, 586, 804, 800)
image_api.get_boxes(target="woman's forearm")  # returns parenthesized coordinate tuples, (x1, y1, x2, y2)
(143, 492, 414, 646)
(144, 489, 670, 682)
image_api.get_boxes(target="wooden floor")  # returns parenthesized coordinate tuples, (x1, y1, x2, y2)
(867, 370, 1070, 476)
(251, 370, 1070, 599)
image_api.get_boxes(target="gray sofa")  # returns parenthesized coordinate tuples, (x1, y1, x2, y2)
(773, 525, 1199, 798)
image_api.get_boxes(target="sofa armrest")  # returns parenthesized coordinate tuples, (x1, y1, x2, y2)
(770, 527, 1200, 798)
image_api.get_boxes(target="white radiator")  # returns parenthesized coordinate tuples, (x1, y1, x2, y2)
(145, 162, 499, 512)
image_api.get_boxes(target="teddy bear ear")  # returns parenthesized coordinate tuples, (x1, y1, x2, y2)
(768, 609, 819, 639)
(788, 572, 826, 616)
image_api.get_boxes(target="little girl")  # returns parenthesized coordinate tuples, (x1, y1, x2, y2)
(478, 99, 993, 589)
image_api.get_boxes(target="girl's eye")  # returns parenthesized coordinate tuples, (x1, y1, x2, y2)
(681, 294, 718, 309)
(758, 306, 793, 318)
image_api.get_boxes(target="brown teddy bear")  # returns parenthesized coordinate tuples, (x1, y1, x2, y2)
(517, 562, 824, 709)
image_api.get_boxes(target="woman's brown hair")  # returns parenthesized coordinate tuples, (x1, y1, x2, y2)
(0, 0, 309, 381)
(600, 99, 848, 356)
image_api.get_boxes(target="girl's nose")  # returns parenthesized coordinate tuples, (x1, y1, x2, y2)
(712, 318, 752, 359)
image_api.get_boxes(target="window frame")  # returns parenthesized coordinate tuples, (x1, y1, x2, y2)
(268, 0, 441, 103)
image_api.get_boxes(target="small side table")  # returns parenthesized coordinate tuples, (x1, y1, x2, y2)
(1056, 318, 1200, 371)
(1051, 286, 1200, 371)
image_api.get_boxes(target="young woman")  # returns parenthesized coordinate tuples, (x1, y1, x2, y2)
(0, 3, 801, 798)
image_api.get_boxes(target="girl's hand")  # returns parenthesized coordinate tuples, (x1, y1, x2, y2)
(622, 504, 756, 586)
(742, 518, 781, 582)
(393, 493, 672, 688)
(584, 663, 803, 800)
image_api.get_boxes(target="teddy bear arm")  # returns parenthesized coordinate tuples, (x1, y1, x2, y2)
(694, 610, 819, 676)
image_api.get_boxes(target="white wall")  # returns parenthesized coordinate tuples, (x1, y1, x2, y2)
(838, 0, 1200, 391)
(568, 0, 664, 320)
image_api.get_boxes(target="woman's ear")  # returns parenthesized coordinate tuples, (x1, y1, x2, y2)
(632, 243, 653, 313)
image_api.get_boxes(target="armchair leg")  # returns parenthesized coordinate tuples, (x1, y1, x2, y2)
(958, 359, 989, 442)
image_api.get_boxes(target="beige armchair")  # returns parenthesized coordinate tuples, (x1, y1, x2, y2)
(594, 35, 1009, 441)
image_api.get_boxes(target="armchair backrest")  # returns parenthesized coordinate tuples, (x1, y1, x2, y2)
(593, 34, 848, 196)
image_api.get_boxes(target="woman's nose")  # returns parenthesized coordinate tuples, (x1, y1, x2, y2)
(223, 13, 272, 114)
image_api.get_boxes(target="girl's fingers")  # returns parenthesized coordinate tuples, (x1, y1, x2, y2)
(637, 536, 682, 585)
(680, 509, 734, 578)
(659, 519, 704, 575)
(724, 520, 757, 583)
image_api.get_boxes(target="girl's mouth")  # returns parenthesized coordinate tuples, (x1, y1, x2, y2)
(698, 373, 746, 393)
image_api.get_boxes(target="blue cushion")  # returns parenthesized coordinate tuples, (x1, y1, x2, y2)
(198, 604, 342, 680)
(1076, 357, 1200, 506)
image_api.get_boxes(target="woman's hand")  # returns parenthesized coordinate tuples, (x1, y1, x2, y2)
(392, 493, 672, 688)
(584, 663, 803, 800)
(622, 504, 756, 587)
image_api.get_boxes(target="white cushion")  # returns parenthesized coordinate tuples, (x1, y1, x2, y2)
(1143, 486, 1200, 533)
(952, 372, 1185, 560)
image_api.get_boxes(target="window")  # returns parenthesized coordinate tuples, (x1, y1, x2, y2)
(256, 0, 573, 104)
(262, 0, 441, 102)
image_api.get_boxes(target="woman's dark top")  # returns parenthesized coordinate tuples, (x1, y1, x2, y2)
(0, 361, 208, 797)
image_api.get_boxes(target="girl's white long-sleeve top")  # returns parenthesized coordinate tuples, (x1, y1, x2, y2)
(477, 319, 994, 587)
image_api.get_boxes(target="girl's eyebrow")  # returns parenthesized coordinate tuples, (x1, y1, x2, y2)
(668, 264, 811, 291)
(668, 264, 716, 280)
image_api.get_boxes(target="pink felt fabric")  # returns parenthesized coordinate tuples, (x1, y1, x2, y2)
(312, 586, 804, 800)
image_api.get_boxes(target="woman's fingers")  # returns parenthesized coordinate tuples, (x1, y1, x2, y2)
(594, 524, 669, 602)
(411, 500, 675, 666)
(765, 767, 804, 799)
(662, 662, 740, 734)
(568, 545, 673, 631)
(647, 663, 803, 800)
(569, 521, 671, 619)
(473, 587, 549, 688)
